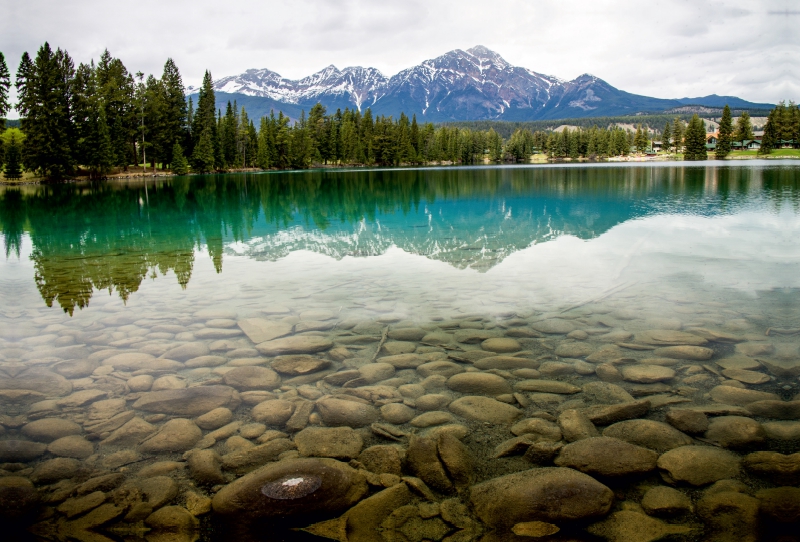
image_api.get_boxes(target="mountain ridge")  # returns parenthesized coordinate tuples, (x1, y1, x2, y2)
(189, 46, 773, 121)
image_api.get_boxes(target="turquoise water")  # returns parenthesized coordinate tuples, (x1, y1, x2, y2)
(1, 162, 799, 541)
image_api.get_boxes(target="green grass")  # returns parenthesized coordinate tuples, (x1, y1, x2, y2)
(730, 149, 800, 158)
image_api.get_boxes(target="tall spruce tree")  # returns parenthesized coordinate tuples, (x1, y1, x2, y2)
(2, 128, 24, 179)
(683, 115, 708, 161)
(96, 50, 135, 168)
(158, 58, 187, 168)
(759, 105, 780, 155)
(191, 71, 217, 171)
(171, 142, 189, 174)
(672, 118, 684, 153)
(15, 43, 75, 179)
(0, 52, 10, 128)
(734, 111, 753, 150)
(661, 122, 672, 153)
(716, 105, 733, 159)
(73, 62, 113, 178)
(191, 127, 214, 173)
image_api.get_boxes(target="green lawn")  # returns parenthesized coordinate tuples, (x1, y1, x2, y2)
(728, 149, 800, 158)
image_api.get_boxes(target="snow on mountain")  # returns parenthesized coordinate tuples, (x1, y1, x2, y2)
(190, 46, 767, 121)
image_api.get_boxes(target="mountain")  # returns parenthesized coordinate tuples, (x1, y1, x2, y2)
(189, 46, 772, 122)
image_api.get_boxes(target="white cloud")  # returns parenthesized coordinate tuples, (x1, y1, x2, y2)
(1, 0, 796, 119)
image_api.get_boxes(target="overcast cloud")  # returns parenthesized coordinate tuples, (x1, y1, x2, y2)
(1, 0, 797, 117)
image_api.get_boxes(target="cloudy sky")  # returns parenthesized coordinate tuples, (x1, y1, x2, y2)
(1, 0, 796, 116)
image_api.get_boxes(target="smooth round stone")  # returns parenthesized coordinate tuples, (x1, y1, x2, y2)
(554, 343, 594, 358)
(223, 366, 281, 391)
(132, 385, 241, 416)
(316, 398, 378, 428)
(554, 437, 658, 476)
(421, 332, 453, 346)
(637, 330, 707, 346)
(474, 356, 540, 370)
(621, 365, 676, 384)
(358, 363, 395, 383)
(151, 375, 187, 391)
(252, 400, 295, 425)
(566, 330, 589, 340)
(30, 457, 81, 484)
(481, 338, 522, 353)
(160, 343, 211, 361)
(705, 416, 766, 449)
(381, 341, 417, 355)
(255, 336, 333, 356)
(138, 418, 202, 453)
(270, 355, 331, 376)
(514, 380, 581, 394)
(530, 319, 576, 335)
(603, 420, 692, 452)
(195, 407, 234, 430)
(708, 385, 778, 406)
(447, 373, 512, 396)
(449, 396, 521, 424)
(380, 403, 415, 424)
(410, 411, 455, 428)
(0, 476, 40, 520)
(415, 394, 452, 411)
(387, 328, 427, 341)
(127, 375, 154, 392)
(239, 423, 267, 440)
(206, 318, 237, 328)
(640, 357, 681, 366)
(22, 418, 82, 442)
(0, 440, 47, 462)
(641, 486, 693, 516)
(539, 361, 576, 376)
(652, 346, 713, 361)
(657, 445, 741, 486)
(377, 354, 426, 369)
(735, 342, 774, 357)
(716, 357, 761, 371)
(470, 467, 612, 528)
(47, 435, 94, 459)
(762, 421, 800, 440)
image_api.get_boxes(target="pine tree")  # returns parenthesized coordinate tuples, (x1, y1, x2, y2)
(191, 71, 218, 171)
(661, 122, 672, 153)
(158, 58, 187, 168)
(171, 142, 189, 174)
(716, 105, 733, 159)
(0, 51, 10, 128)
(672, 118, 684, 153)
(15, 43, 76, 179)
(191, 127, 214, 173)
(634, 125, 647, 153)
(683, 115, 708, 161)
(2, 128, 24, 179)
(759, 107, 779, 155)
(734, 112, 753, 150)
(96, 50, 136, 168)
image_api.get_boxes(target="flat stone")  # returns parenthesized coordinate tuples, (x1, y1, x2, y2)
(0, 439, 47, 462)
(184, 355, 227, 368)
(641, 486, 693, 517)
(238, 319, 293, 344)
(151, 375, 187, 391)
(762, 421, 800, 440)
(470, 467, 612, 528)
(638, 330, 708, 346)
(697, 491, 759, 542)
(102, 352, 183, 372)
(251, 400, 295, 425)
(481, 338, 522, 353)
(705, 416, 765, 450)
(127, 374, 155, 392)
(132, 385, 241, 416)
(709, 385, 778, 406)
(212, 458, 368, 520)
(195, 407, 233, 430)
(743, 451, 800, 484)
(514, 379, 581, 394)
(652, 346, 714, 360)
(316, 397, 378, 428)
(555, 436, 658, 476)
(716, 357, 761, 370)
(271, 355, 330, 375)
(256, 335, 333, 356)
(378, 354, 426, 369)
(621, 365, 675, 383)
(587, 510, 695, 541)
(657, 445, 741, 486)
(387, 328, 427, 341)
(57, 491, 106, 518)
(554, 342, 594, 358)
(665, 409, 709, 434)
(510, 418, 562, 440)
(449, 395, 521, 424)
(721, 368, 770, 384)
(474, 356, 540, 370)
(756, 487, 800, 523)
(582, 382, 635, 404)
(295, 427, 363, 459)
(0, 367, 72, 397)
(410, 411, 455, 428)
(604, 419, 692, 452)
(586, 400, 651, 426)
(746, 400, 800, 419)
(31, 457, 81, 484)
(446, 372, 512, 395)
(223, 366, 281, 391)
(453, 329, 503, 344)
(145, 505, 199, 532)
(138, 418, 202, 453)
(735, 342, 774, 357)
(380, 403, 415, 424)
(759, 357, 800, 377)
(530, 319, 576, 334)
(416, 361, 464, 378)
(22, 418, 81, 442)
(100, 417, 156, 446)
(47, 435, 94, 459)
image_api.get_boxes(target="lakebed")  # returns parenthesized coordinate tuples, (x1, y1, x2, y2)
(1, 162, 799, 541)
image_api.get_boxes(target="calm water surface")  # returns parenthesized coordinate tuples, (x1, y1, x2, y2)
(1, 162, 799, 541)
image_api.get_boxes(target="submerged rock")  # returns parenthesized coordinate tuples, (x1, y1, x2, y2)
(132, 385, 241, 416)
(554, 436, 658, 477)
(211, 458, 367, 521)
(657, 446, 741, 486)
(470, 467, 613, 529)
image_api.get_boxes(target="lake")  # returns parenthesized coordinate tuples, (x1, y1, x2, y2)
(1, 161, 799, 541)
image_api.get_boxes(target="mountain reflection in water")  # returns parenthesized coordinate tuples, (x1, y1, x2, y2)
(0, 163, 798, 315)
